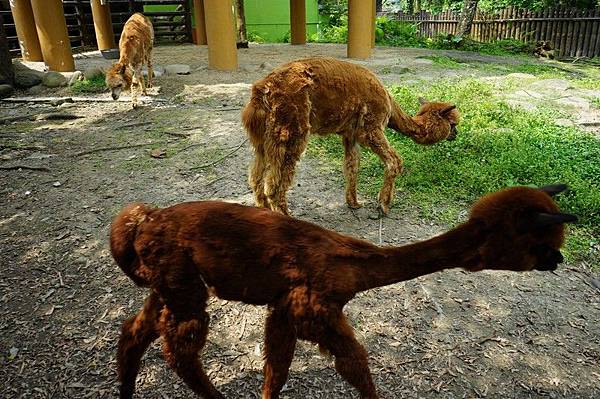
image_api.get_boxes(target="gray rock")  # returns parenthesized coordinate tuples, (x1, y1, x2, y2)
(0, 84, 14, 99)
(555, 118, 575, 127)
(555, 96, 590, 111)
(13, 62, 44, 88)
(83, 67, 105, 80)
(42, 71, 68, 87)
(27, 84, 45, 95)
(164, 64, 191, 75)
(505, 99, 537, 111)
(529, 78, 570, 91)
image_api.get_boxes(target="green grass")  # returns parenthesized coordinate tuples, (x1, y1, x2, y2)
(422, 55, 466, 69)
(308, 78, 600, 264)
(70, 75, 106, 94)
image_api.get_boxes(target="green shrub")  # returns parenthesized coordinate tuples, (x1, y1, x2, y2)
(375, 17, 426, 47)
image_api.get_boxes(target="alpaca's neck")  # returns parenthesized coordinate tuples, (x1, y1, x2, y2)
(388, 102, 423, 138)
(353, 221, 486, 292)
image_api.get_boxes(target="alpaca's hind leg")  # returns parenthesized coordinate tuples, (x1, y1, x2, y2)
(249, 142, 269, 208)
(136, 66, 147, 96)
(318, 312, 378, 399)
(264, 138, 307, 215)
(146, 51, 153, 88)
(262, 308, 297, 399)
(159, 281, 223, 399)
(359, 129, 403, 215)
(342, 135, 361, 209)
(117, 292, 163, 399)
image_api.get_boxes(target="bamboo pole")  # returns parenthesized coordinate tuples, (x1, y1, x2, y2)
(10, 0, 43, 61)
(204, 0, 237, 70)
(30, 0, 75, 71)
(290, 0, 306, 45)
(90, 0, 115, 50)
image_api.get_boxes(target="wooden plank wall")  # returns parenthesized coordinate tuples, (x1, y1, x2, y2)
(391, 7, 600, 58)
(1, 0, 193, 57)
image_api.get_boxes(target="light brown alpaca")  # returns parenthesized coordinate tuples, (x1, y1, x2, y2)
(242, 57, 460, 215)
(105, 13, 154, 108)
(111, 184, 576, 399)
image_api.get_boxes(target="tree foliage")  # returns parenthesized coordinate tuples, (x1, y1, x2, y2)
(383, 0, 599, 13)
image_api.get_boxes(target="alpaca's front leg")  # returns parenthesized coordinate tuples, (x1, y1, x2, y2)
(343, 135, 361, 209)
(130, 66, 140, 108)
(262, 308, 297, 399)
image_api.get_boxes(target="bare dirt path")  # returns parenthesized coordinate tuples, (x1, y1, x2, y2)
(1, 44, 599, 398)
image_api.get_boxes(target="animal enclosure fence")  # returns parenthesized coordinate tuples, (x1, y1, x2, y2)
(389, 7, 600, 58)
(0, 0, 192, 58)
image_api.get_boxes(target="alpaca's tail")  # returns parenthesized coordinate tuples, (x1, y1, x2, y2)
(110, 203, 154, 287)
(242, 84, 268, 146)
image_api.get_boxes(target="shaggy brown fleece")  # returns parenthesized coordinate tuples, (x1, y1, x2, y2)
(111, 185, 575, 399)
(105, 13, 154, 108)
(242, 57, 460, 215)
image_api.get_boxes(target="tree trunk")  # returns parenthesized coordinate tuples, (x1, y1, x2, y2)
(457, 0, 478, 37)
(235, 0, 248, 47)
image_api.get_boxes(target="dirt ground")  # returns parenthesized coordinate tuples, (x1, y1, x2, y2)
(1, 44, 599, 399)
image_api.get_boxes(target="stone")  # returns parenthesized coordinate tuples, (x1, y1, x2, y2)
(42, 71, 68, 87)
(529, 78, 570, 91)
(0, 83, 13, 98)
(164, 64, 191, 75)
(555, 96, 590, 111)
(13, 62, 44, 88)
(143, 65, 164, 78)
(505, 99, 537, 111)
(27, 84, 45, 95)
(555, 118, 575, 127)
(83, 67, 105, 80)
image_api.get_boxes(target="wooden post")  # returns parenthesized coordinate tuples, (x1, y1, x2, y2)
(347, 0, 371, 59)
(192, 0, 207, 45)
(90, 0, 116, 50)
(30, 0, 75, 71)
(371, 0, 376, 48)
(9, 0, 43, 61)
(204, 0, 238, 70)
(290, 0, 306, 45)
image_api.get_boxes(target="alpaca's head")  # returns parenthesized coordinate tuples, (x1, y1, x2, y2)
(467, 184, 577, 272)
(106, 63, 132, 100)
(411, 98, 461, 145)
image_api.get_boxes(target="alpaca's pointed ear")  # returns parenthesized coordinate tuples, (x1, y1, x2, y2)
(441, 105, 457, 115)
(533, 212, 578, 228)
(418, 96, 428, 105)
(539, 184, 568, 197)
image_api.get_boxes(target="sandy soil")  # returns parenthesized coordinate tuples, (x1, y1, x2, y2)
(1, 44, 599, 398)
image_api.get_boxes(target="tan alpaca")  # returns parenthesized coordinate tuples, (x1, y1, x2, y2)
(242, 57, 460, 215)
(105, 13, 154, 108)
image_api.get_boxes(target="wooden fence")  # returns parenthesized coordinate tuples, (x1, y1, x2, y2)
(390, 7, 600, 58)
(0, 0, 192, 58)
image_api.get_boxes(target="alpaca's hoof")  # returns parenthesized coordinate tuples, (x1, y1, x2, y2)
(346, 200, 362, 210)
(132, 102, 139, 109)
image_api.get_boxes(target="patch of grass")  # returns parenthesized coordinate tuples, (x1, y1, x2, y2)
(422, 55, 466, 69)
(70, 75, 106, 94)
(591, 97, 600, 109)
(309, 78, 600, 264)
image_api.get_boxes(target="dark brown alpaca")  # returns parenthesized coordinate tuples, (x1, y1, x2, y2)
(242, 57, 460, 215)
(111, 185, 576, 399)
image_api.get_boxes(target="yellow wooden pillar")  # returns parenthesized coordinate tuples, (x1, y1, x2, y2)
(10, 0, 43, 61)
(347, 0, 371, 59)
(192, 0, 207, 45)
(371, 0, 376, 48)
(290, 0, 306, 45)
(91, 0, 116, 50)
(30, 0, 74, 71)
(204, 0, 237, 70)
